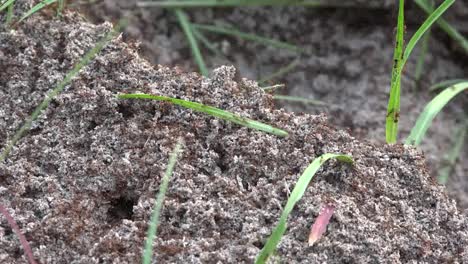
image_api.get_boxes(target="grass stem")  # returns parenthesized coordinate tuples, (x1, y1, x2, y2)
(142, 139, 184, 264)
(0, 19, 127, 162)
(174, 10, 209, 76)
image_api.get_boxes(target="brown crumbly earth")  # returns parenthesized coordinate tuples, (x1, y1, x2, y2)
(0, 1, 468, 264)
(80, 0, 468, 209)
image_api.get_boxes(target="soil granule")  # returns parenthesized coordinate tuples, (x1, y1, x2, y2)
(1, 2, 468, 264)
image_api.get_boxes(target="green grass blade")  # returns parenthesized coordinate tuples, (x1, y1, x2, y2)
(273, 95, 328, 107)
(429, 79, 468, 92)
(401, 0, 455, 67)
(414, 29, 430, 84)
(57, 0, 65, 16)
(414, 0, 433, 84)
(5, 0, 13, 25)
(0, 19, 127, 162)
(255, 154, 353, 263)
(137, 0, 368, 8)
(18, 0, 57, 23)
(386, 0, 454, 143)
(192, 27, 225, 58)
(118, 93, 289, 137)
(193, 23, 303, 53)
(174, 10, 208, 76)
(437, 121, 466, 184)
(259, 60, 300, 84)
(405, 81, 468, 146)
(414, 0, 468, 54)
(142, 139, 184, 264)
(385, 0, 405, 144)
(0, 0, 15, 13)
(261, 84, 285, 91)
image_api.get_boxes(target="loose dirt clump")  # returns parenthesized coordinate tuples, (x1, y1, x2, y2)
(1, 4, 468, 264)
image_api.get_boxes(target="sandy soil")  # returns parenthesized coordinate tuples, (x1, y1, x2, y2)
(80, 0, 468, 209)
(0, 0, 467, 263)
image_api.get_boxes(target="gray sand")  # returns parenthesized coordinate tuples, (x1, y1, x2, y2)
(1, 2, 468, 263)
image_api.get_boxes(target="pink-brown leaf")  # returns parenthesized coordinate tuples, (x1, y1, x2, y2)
(308, 203, 335, 246)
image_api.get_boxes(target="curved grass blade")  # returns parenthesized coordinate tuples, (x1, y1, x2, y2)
(405, 81, 468, 146)
(18, 0, 57, 23)
(0, 19, 127, 162)
(0, 204, 37, 264)
(401, 0, 454, 67)
(437, 122, 466, 184)
(429, 79, 468, 92)
(118, 93, 289, 137)
(193, 23, 303, 54)
(255, 154, 353, 263)
(261, 84, 285, 91)
(414, 0, 468, 54)
(386, 0, 455, 143)
(273, 95, 328, 107)
(142, 139, 184, 264)
(385, 0, 405, 144)
(174, 10, 208, 76)
(414, 0, 433, 84)
(259, 60, 300, 84)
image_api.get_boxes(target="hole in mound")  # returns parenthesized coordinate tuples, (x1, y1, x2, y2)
(88, 120, 98, 131)
(23, 186, 41, 199)
(12, 247, 22, 259)
(3, 226, 12, 236)
(253, 240, 264, 249)
(107, 195, 136, 223)
(117, 103, 134, 119)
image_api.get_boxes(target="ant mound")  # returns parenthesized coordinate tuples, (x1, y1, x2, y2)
(1, 6, 467, 264)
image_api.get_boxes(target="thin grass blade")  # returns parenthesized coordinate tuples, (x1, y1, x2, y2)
(192, 27, 225, 58)
(386, 0, 454, 143)
(18, 0, 57, 23)
(273, 95, 328, 107)
(0, 204, 37, 264)
(261, 84, 285, 91)
(414, 0, 433, 84)
(5, 0, 13, 24)
(401, 0, 455, 67)
(142, 139, 184, 264)
(429, 79, 468, 92)
(57, 0, 65, 16)
(0, 19, 127, 162)
(259, 60, 300, 84)
(193, 23, 303, 53)
(414, 0, 468, 54)
(437, 121, 466, 184)
(255, 154, 353, 263)
(174, 10, 208, 76)
(405, 81, 468, 146)
(118, 93, 289, 137)
(0, 0, 15, 12)
(385, 0, 405, 144)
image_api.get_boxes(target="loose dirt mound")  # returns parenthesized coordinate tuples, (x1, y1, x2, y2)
(1, 4, 468, 264)
(80, 0, 468, 210)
